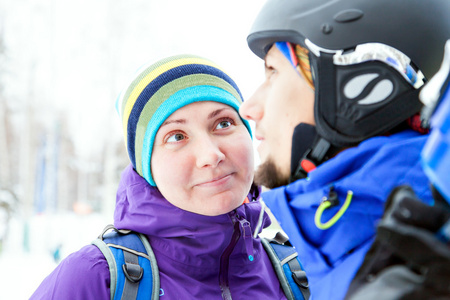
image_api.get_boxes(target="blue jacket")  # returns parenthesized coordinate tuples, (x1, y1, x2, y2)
(262, 130, 433, 300)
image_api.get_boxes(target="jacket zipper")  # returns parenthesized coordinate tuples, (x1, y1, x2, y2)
(219, 211, 254, 300)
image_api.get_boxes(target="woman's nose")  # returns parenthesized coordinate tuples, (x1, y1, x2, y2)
(195, 137, 225, 168)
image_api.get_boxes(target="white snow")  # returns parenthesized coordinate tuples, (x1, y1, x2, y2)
(1, 213, 111, 299)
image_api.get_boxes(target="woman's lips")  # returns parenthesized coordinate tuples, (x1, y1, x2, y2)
(195, 173, 233, 187)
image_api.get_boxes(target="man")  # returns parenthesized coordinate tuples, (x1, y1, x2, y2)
(239, 0, 450, 299)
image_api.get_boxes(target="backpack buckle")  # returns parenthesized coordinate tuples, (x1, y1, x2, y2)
(122, 262, 144, 283)
(292, 270, 309, 288)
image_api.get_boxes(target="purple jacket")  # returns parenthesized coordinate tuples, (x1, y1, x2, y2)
(30, 165, 286, 299)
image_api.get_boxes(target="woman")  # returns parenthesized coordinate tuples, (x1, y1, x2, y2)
(30, 55, 288, 299)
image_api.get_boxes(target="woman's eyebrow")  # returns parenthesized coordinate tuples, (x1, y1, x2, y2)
(160, 119, 186, 127)
(161, 108, 234, 127)
(208, 108, 233, 119)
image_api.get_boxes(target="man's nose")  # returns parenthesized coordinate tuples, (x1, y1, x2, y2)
(239, 89, 264, 122)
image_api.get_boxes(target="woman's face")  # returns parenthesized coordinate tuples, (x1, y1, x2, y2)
(151, 101, 254, 216)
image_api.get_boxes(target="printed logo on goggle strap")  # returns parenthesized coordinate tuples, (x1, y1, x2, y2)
(343, 73, 393, 105)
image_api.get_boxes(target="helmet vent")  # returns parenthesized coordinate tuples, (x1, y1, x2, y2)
(343, 73, 394, 105)
(334, 9, 364, 23)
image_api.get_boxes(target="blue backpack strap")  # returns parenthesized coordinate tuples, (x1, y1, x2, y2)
(262, 232, 310, 300)
(92, 224, 160, 300)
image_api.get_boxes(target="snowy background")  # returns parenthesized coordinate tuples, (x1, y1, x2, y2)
(0, 0, 267, 298)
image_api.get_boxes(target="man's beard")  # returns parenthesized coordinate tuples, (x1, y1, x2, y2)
(254, 158, 289, 189)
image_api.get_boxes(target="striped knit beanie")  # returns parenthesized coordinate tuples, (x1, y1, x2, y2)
(116, 54, 252, 186)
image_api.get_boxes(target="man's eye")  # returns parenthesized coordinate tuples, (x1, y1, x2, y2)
(216, 120, 232, 129)
(167, 133, 185, 143)
(265, 66, 277, 79)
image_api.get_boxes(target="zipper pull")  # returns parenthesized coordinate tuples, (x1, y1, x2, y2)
(238, 217, 254, 261)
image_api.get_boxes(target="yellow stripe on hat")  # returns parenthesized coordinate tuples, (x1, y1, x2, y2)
(121, 57, 223, 144)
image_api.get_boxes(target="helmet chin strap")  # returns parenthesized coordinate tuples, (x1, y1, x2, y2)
(289, 52, 337, 182)
(289, 123, 333, 182)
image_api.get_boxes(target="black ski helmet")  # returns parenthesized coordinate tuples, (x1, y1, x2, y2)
(248, 0, 450, 148)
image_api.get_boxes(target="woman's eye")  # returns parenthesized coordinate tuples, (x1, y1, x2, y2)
(166, 133, 185, 143)
(216, 120, 232, 130)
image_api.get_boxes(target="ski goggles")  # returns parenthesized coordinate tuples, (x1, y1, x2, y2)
(305, 39, 426, 89)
